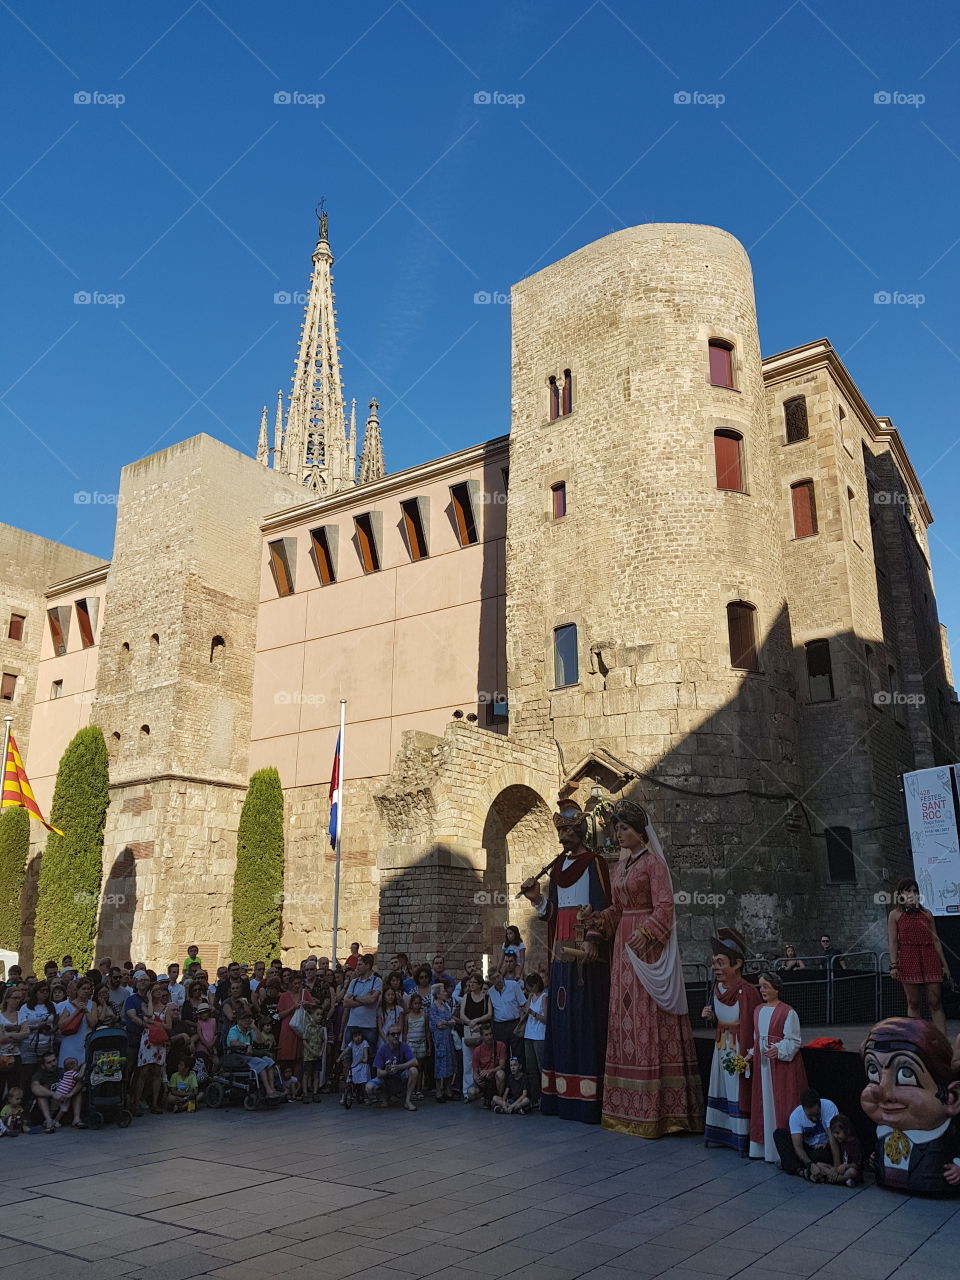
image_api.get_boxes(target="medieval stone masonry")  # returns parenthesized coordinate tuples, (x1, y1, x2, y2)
(4, 219, 956, 972)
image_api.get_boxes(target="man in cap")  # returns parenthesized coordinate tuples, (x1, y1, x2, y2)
(702, 926, 760, 1154)
(520, 800, 610, 1124)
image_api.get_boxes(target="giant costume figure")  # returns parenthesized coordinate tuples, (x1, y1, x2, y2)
(585, 800, 703, 1138)
(521, 801, 610, 1123)
(861, 1017, 960, 1197)
(702, 926, 760, 1154)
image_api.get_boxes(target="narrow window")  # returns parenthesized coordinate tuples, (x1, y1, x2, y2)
(864, 644, 878, 704)
(355, 513, 381, 573)
(727, 601, 759, 671)
(7, 614, 24, 642)
(501, 467, 509, 491)
(561, 369, 573, 415)
(210, 636, 226, 664)
(551, 482, 567, 519)
(75, 598, 97, 649)
(805, 639, 834, 702)
(121, 642, 130, 654)
(554, 624, 579, 687)
(889, 665, 903, 721)
(450, 483, 479, 547)
(51, 679, 64, 699)
(109, 731, 121, 757)
(309, 526, 337, 585)
(47, 606, 70, 656)
(714, 430, 744, 492)
(401, 498, 429, 561)
(784, 396, 809, 443)
(140, 724, 150, 737)
(847, 487, 861, 547)
(791, 481, 818, 538)
(825, 826, 856, 883)
(708, 340, 735, 388)
(838, 403, 848, 449)
(0, 673, 16, 701)
(548, 376, 560, 423)
(268, 538, 296, 596)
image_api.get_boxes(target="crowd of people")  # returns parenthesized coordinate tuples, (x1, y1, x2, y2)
(0, 928, 548, 1132)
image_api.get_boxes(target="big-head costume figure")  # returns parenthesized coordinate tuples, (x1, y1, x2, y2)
(703, 926, 761, 1154)
(861, 1017, 960, 1197)
(520, 800, 611, 1123)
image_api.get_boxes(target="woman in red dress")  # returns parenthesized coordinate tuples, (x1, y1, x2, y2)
(585, 800, 704, 1138)
(888, 877, 950, 1036)
(276, 973, 316, 1074)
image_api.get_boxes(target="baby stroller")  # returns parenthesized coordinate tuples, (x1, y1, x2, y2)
(83, 1026, 134, 1128)
(203, 1053, 284, 1111)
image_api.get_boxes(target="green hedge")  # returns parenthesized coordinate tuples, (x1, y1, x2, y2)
(0, 805, 30, 951)
(231, 767, 284, 962)
(33, 726, 110, 969)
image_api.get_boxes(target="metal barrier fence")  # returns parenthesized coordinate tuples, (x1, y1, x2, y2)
(681, 952, 901, 1028)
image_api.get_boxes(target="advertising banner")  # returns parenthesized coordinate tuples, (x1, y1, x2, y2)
(903, 765, 960, 916)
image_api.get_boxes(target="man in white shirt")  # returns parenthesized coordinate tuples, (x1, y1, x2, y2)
(774, 1088, 839, 1175)
(487, 971, 525, 1055)
(166, 963, 186, 1007)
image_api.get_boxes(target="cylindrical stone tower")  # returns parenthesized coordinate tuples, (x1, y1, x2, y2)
(506, 224, 806, 947)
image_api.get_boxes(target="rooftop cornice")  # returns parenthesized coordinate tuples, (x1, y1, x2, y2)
(762, 339, 933, 525)
(262, 434, 509, 534)
(44, 562, 111, 600)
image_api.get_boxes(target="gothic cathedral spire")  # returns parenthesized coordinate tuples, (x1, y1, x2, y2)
(259, 207, 385, 493)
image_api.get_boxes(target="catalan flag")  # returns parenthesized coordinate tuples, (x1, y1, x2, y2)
(2, 732, 63, 835)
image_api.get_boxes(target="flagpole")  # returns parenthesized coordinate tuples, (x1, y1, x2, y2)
(331, 699, 346, 967)
(1, 717, 12, 795)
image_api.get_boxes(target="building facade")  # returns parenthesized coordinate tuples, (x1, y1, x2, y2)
(4, 220, 956, 972)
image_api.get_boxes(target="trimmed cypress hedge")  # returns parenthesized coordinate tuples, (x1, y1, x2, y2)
(231, 767, 284, 962)
(0, 805, 29, 951)
(33, 726, 110, 970)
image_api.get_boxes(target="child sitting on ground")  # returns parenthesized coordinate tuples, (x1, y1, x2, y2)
(52, 1058, 86, 1127)
(0, 1087, 24, 1136)
(166, 1057, 199, 1112)
(339, 1028, 370, 1108)
(301, 1004, 327, 1103)
(493, 1056, 531, 1114)
(810, 1114, 863, 1186)
(282, 1066, 302, 1100)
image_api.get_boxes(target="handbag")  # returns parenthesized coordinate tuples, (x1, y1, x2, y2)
(289, 1005, 308, 1037)
(146, 1019, 169, 1047)
(60, 1007, 85, 1037)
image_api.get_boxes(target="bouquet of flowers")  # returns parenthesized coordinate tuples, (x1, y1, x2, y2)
(720, 1050, 748, 1077)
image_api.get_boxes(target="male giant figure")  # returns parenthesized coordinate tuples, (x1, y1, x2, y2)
(520, 801, 610, 1123)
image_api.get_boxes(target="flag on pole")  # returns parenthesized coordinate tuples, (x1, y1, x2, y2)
(328, 731, 342, 849)
(2, 732, 63, 835)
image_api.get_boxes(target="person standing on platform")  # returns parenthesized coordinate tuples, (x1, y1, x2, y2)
(519, 800, 610, 1124)
(888, 878, 951, 1037)
(702, 927, 760, 1155)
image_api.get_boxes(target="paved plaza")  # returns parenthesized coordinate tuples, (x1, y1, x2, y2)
(1, 1100, 957, 1280)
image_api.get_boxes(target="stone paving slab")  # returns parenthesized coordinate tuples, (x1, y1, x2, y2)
(1, 1101, 959, 1279)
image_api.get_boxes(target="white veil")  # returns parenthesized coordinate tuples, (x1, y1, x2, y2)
(623, 817, 688, 1015)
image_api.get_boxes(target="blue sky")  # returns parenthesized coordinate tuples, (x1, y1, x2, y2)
(3, 1, 960, 645)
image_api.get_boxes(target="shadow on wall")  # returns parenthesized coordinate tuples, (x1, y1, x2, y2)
(97, 846, 138, 965)
(377, 844, 486, 975)
(18, 850, 41, 973)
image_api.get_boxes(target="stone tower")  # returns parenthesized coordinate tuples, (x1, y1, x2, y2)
(259, 209, 385, 494)
(89, 436, 305, 966)
(506, 224, 806, 945)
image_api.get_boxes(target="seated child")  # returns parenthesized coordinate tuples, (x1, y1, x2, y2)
(52, 1058, 86, 1127)
(301, 1005, 327, 1103)
(253, 1017, 276, 1056)
(282, 1067, 302, 1101)
(810, 1114, 863, 1187)
(339, 1027, 370, 1107)
(0, 1087, 24, 1136)
(493, 1056, 530, 1114)
(166, 1058, 199, 1113)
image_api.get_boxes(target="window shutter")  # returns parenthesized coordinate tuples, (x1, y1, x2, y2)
(714, 432, 743, 491)
(791, 481, 817, 538)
